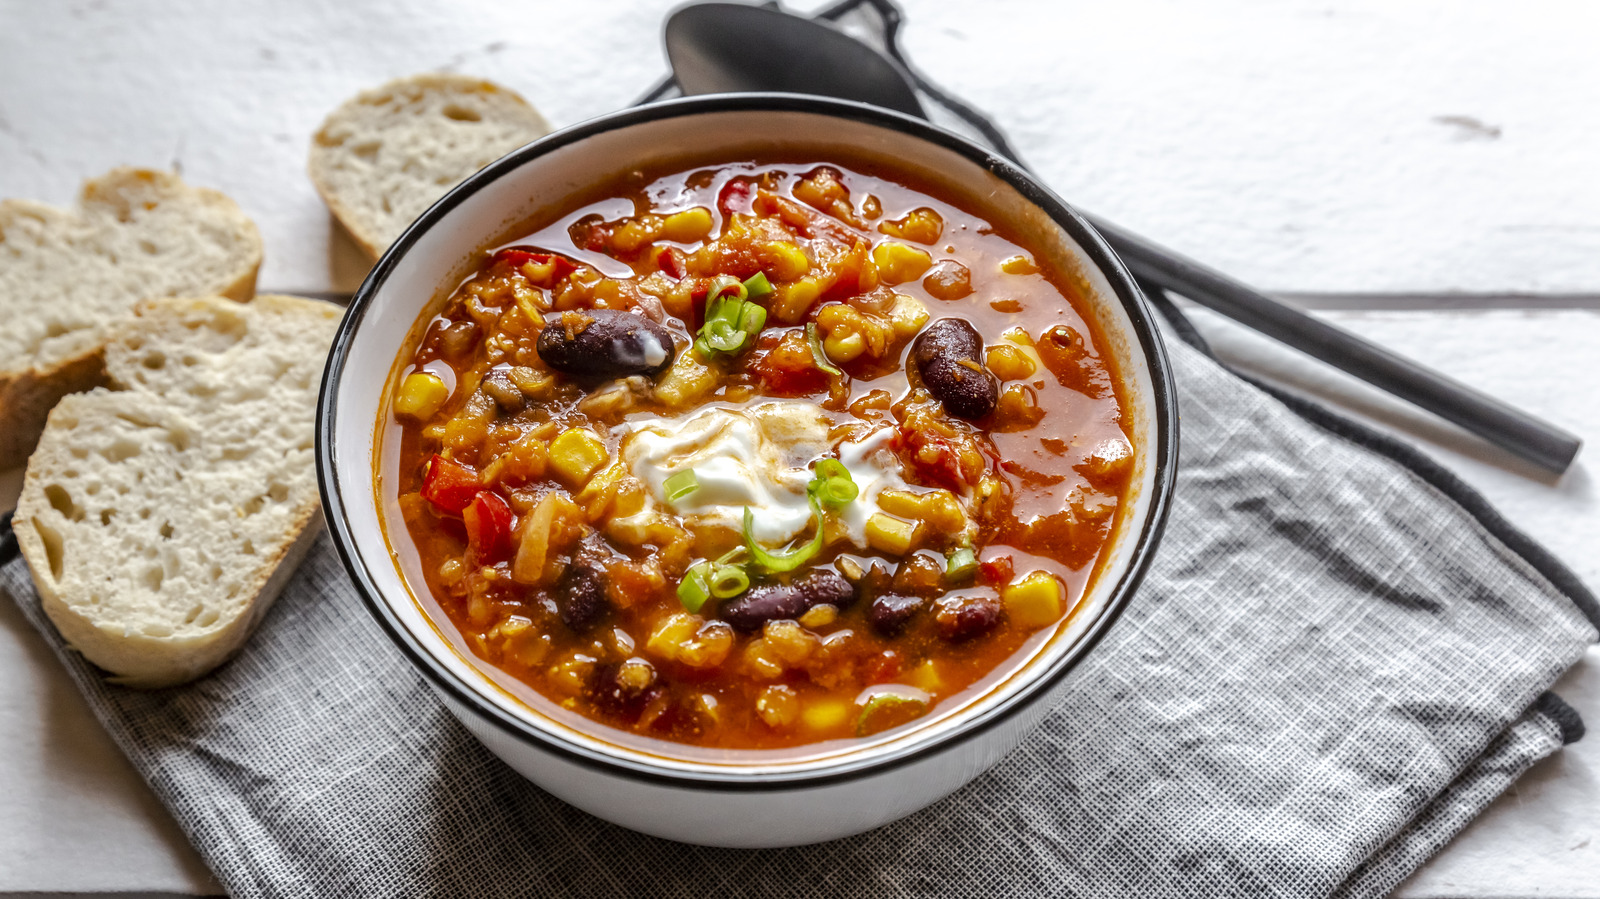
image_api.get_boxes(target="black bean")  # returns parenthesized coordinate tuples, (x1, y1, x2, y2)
(556, 553, 610, 631)
(537, 309, 675, 379)
(936, 596, 1001, 642)
(911, 318, 998, 420)
(720, 569, 855, 632)
(868, 593, 927, 637)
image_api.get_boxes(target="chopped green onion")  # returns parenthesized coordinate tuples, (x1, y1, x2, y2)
(708, 564, 750, 599)
(742, 498, 825, 573)
(807, 458, 858, 509)
(945, 546, 978, 581)
(677, 562, 712, 613)
(695, 275, 765, 357)
(742, 271, 773, 299)
(664, 469, 700, 502)
(705, 274, 747, 304)
(806, 322, 842, 376)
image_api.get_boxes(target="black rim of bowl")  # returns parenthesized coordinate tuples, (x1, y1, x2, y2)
(316, 92, 1179, 790)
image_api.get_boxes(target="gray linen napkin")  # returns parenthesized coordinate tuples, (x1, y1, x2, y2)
(2, 324, 1595, 899)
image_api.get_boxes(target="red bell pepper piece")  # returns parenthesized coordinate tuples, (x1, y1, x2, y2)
(421, 454, 480, 515)
(492, 247, 576, 283)
(979, 554, 1014, 588)
(657, 247, 686, 280)
(463, 490, 515, 565)
(717, 178, 754, 217)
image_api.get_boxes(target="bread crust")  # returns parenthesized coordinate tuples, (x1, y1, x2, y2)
(0, 169, 262, 468)
(308, 72, 551, 258)
(14, 295, 336, 689)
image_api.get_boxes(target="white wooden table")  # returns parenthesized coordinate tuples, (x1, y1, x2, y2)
(2, 1, 1596, 895)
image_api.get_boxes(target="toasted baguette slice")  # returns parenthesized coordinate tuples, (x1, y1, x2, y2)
(0, 168, 262, 469)
(14, 295, 340, 688)
(309, 72, 552, 259)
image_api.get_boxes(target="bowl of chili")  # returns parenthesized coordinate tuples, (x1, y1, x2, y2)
(318, 94, 1178, 847)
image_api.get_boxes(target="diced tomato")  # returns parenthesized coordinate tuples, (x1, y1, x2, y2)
(752, 332, 830, 396)
(492, 247, 576, 283)
(717, 178, 754, 217)
(463, 490, 515, 565)
(421, 454, 480, 514)
(657, 247, 686, 280)
(979, 554, 1014, 588)
(898, 428, 974, 491)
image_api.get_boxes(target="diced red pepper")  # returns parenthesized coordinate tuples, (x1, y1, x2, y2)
(979, 554, 1014, 588)
(421, 454, 480, 515)
(657, 247, 686, 280)
(492, 247, 576, 283)
(463, 490, 515, 565)
(717, 178, 754, 217)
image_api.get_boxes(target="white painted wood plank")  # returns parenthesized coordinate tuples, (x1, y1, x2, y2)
(1, 0, 1597, 296)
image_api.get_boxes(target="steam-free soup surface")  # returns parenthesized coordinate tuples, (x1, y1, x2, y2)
(385, 158, 1134, 749)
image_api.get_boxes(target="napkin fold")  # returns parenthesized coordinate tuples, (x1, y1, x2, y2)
(2, 308, 1594, 899)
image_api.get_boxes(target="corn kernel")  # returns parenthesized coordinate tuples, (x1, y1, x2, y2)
(878, 208, 944, 244)
(887, 294, 930, 339)
(654, 348, 719, 409)
(661, 206, 714, 243)
(762, 241, 811, 280)
(771, 276, 823, 323)
(798, 603, 838, 629)
(865, 513, 917, 555)
(801, 698, 851, 732)
(824, 330, 867, 364)
(1001, 254, 1039, 275)
(986, 344, 1037, 381)
(677, 620, 735, 669)
(1003, 570, 1065, 629)
(611, 215, 663, 253)
(756, 685, 800, 728)
(872, 241, 933, 284)
(549, 427, 608, 487)
(394, 372, 450, 421)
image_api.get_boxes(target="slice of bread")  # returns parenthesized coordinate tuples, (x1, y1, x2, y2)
(0, 168, 263, 469)
(14, 295, 340, 688)
(309, 72, 552, 259)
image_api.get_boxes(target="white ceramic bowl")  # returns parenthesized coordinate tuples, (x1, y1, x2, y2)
(317, 94, 1177, 848)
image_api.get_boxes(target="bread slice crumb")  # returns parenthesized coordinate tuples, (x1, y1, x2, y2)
(0, 168, 263, 468)
(15, 295, 340, 688)
(309, 72, 552, 258)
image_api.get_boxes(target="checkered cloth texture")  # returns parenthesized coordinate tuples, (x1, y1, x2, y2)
(2, 333, 1595, 899)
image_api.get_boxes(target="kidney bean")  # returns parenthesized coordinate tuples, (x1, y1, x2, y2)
(911, 318, 998, 420)
(556, 553, 610, 631)
(936, 596, 1001, 642)
(720, 570, 856, 632)
(868, 593, 927, 637)
(537, 309, 675, 379)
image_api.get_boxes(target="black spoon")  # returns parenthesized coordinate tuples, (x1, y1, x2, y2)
(663, 1, 1582, 474)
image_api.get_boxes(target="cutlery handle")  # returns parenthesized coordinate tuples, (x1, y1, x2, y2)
(1087, 214, 1584, 474)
